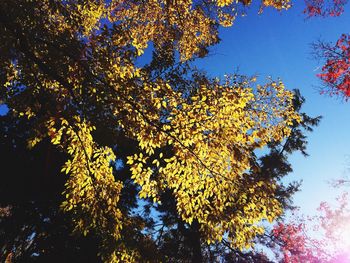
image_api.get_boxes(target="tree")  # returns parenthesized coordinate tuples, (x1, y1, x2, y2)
(0, 0, 314, 262)
(268, 192, 350, 263)
(152, 89, 320, 262)
(304, 0, 347, 17)
(263, 171, 350, 263)
(306, 0, 350, 98)
(314, 34, 350, 98)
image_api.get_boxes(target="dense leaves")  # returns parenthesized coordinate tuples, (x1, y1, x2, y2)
(151, 90, 320, 262)
(0, 0, 319, 262)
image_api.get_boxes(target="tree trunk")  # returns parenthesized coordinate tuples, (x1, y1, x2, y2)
(191, 220, 203, 263)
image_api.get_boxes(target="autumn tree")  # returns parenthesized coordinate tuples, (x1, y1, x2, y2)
(304, 0, 347, 17)
(314, 34, 350, 98)
(305, 0, 350, 98)
(268, 192, 350, 263)
(0, 86, 320, 262)
(151, 89, 320, 262)
(0, 0, 317, 262)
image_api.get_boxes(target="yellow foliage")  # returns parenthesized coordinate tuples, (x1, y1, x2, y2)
(262, 0, 292, 9)
(48, 117, 123, 260)
(128, 77, 300, 247)
(0, 0, 298, 261)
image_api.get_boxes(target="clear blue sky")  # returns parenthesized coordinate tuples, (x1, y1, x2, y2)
(195, 1, 350, 215)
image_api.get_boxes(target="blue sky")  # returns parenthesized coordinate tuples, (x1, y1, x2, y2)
(195, 1, 350, 215)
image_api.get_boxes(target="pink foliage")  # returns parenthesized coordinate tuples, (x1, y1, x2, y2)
(272, 222, 320, 263)
(271, 193, 350, 263)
